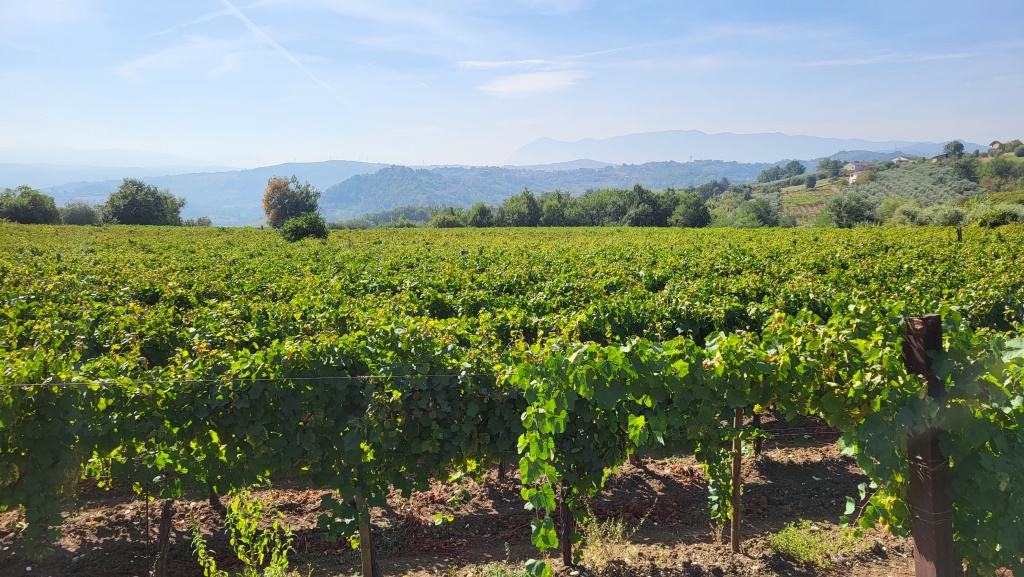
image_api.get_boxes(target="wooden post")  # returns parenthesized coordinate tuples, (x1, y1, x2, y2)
(731, 407, 744, 553)
(903, 315, 957, 577)
(153, 499, 173, 577)
(559, 484, 575, 567)
(354, 490, 382, 577)
(208, 486, 226, 517)
(956, 227, 963, 243)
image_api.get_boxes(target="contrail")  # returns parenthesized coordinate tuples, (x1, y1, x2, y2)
(217, 0, 343, 101)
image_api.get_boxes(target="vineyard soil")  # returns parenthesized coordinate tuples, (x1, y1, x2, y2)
(0, 418, 914, 577)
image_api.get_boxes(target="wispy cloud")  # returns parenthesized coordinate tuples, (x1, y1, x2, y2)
(115, 35, 250, 80)
(457, 59, 557, 70)
(517, 0, 587, 15)
(799, 50, 977, 67)
(152, 0, 286, 36)
(217, 0, 343, 100)
(479, 70, 586, 97)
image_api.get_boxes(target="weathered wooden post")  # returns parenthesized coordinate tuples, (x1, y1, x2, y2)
(902, 315, 957, 577)
(731, 406, 744, 553)
(153, 499, 174, 577)
(354, 490, 382, 577)
(956, 227, 963, 243)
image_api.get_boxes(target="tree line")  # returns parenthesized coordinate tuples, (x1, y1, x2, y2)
(0, 179, 209, 227)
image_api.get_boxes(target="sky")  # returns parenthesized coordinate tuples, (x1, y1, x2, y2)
(1, 0, 1022, 168)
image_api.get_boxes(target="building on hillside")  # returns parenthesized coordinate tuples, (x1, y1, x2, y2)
(849, 171, 865, 184)
(990, 141, 1002, 150)
(891, 155, 921, 163)
(930, 153, 955, 162)
(843, 161, 877, 173)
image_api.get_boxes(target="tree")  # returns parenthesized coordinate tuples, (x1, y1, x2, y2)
(105, 178, 186, 225)
(951, 158, 981, 183)
(60, 200, 103, 225)
(466, 202, 494, 228)
(817, 158, 844, 178)
(183, 216, 213, 227)
(495, 188, 541, 227)
(0, 186, 61, 224)
(279, 212, 329, 241)
(731, 198, 780, 228)
(667, 192, 710, 228)
(538, 191, 573, 227)
(262, 176, 321, 228)
(805, 175, 817, 189)
(428, 207, 464, 228)
(824, 192, 875, 228)
(943, 140, 965, 158)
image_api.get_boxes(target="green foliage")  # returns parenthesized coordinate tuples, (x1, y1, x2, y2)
(428, 208, 465, 228)
(730, 198, 780, 228)
(495, 189, 541, 227)
(184, 217, 213, 227)
(191, 487, 296, 577)
(0, 186, 61, 225)
(467, 202, 494, 228)
(985, 190, 1024, 205)
(668, 192, 710, 228)
(817, 158, 844, 178)
(105, 178, 186, 225)
(847, 161, 977, 207)
(60, 200, 104, 226)
(2, 226, 1024, 574)
(764, 521, 865, 567)
(951, 158, 980, 183)
(1015, 145, 1024, 158)
(805, 175, 817, 189)
(976, 205, 1024, 228)
(824, 192, 876, 228)
(263, 176, 321, 229)
(278, 213, 328, 241)
(320, 162, 770, 220)
(944, 140, 965, 157)
(756, 160, 806, 183)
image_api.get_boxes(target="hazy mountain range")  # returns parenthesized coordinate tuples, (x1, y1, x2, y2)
(506, 130, 984, 165)
(1, 131, 988, 225)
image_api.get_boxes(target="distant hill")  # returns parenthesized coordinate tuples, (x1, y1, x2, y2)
(507, 130, 985, 165)
(319, 160, 777, 220)
(43, 160, 384, 225)
(0, 163, 235, 190)
(505, 159, 612, 171)
(809, 150, 918, 164)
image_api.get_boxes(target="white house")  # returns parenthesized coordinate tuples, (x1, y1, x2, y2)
(843, 161, 877, 173)
(891, 155, 921, 163)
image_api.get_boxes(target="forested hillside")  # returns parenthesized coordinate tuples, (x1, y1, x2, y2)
(319, 161, 774, 220)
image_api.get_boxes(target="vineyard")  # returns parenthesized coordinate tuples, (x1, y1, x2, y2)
(1, 224, 1023, 576)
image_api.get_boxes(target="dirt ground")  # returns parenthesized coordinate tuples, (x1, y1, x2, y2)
(0, 417, 916, 577)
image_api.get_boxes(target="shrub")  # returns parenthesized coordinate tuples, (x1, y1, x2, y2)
(764, 521, 866, 568)
(1016, 145, 1024, 158)
(279, 212, 328, 241)
(922, 205, 966, 227)
(976, 205, 1024, 228)
(183, 216, 212, 227)
(824, 192, 876, 228)
(428, 212, 464, 228)
(60, 200, 104, 226)
(805, 175, 817, 189)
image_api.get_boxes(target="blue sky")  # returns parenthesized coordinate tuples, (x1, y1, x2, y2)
(1, 0, 1022, 167)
